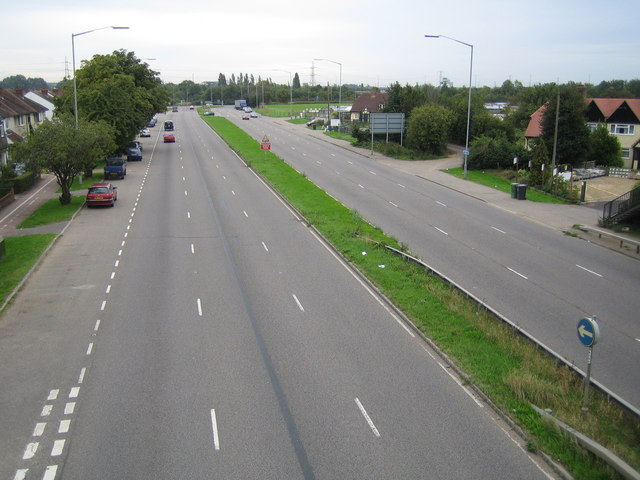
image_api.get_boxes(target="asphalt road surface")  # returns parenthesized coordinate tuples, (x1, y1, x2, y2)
(0, 109, 559, 479)
(217, 106, 640, 411)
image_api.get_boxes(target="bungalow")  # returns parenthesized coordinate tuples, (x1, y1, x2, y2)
(0, 88, 48, 166)
(524, 98, 640, 169)
(350, 88, 388, 123)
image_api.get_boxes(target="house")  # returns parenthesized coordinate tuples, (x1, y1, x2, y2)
(586, 98, 640, 169)
(524, 98, 640, 169)
(350, 88, 388, 123)
(24, 89, 58, 121)
(0, 88, 49, 167)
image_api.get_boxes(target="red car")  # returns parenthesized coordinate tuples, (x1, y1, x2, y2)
(163, 133, 176, 143)
(86, 182, 118, 207)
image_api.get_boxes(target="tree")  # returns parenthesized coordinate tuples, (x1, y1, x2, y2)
(587, 124, 622, 167)
(54, 50, 168, 153)
(218, 73, 227, 86)
(406, 104, 453, 155)
(384, 82, 426, 117)
(541, 84, 591, 166)
(529, 140, 551, 187)
(1, 75, 48, 89)
(12, 116, 115, 204)
(293, 73, 301, 89)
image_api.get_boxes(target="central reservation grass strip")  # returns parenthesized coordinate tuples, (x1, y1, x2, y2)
(202, 114, 639, 479)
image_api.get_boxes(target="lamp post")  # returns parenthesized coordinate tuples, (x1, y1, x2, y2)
(72, 26, 129, 128)
(425, 34, 473, 179)
(314, 58, 342, 127)
(273, 69, 292, 118)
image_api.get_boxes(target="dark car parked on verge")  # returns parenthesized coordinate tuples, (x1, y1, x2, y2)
(104, 157, 127, 180)
(127, 147, 142, 162)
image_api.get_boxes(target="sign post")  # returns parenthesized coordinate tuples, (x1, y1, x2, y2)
(577, 316, 600, 414)
(260, 135, 271, 160)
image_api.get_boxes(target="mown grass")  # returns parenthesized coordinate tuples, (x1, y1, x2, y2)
(443, 167, 567, 203)
(257, 103, 328, 117)
(17, 195, 85, 229)
(0, 234, 56, 305)
(202, 114, 639, 479)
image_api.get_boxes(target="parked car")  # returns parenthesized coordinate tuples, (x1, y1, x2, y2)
(147, 119, 157, 127)
(127, 147, 142, 161)
(163, 133, 176, 143)
(86, 182, 117, 207)
(129, 140, 143, 151)
(139, 128, 151, 137)
(104, 157, 127, 180)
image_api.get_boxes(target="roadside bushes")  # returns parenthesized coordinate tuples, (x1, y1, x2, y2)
(468, 135, 531, 170)
(0, 172, 38, 194)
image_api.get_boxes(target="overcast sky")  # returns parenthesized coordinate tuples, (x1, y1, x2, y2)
(2, 0, 638, 89)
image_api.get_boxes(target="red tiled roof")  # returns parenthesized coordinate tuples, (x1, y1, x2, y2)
(588, 98, 640, 121)
(525, 97, 640, 139)
(351, 90, 389, 113)
(525, 105, 546, 138)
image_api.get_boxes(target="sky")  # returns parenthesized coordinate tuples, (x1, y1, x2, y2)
(2, 0, 639, 90)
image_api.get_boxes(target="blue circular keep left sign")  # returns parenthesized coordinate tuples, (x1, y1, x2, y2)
(577, 317, 600, 347)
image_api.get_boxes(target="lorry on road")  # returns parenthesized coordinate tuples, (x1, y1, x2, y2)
(234, 99, 247, 110)
(104, 157, 127, 180)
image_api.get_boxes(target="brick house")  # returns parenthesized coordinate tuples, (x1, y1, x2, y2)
(0, 88, 48, 166)
(350, 88, 388, 123)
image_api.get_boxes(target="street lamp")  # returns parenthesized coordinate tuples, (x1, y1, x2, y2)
(425, 34, 473, 179)
(314, 58, 342, 126)
(72, 26, 129, 128)
(273, 69, 293, 118)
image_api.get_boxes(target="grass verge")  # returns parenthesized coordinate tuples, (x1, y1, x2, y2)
(17, 195, 85, 229)
(202, 114, 639, 479)
(443, 167, 567, 203)
(0, 234, 57, 305)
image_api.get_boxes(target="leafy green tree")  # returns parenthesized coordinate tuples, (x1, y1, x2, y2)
(468, 135, 530, 170)
(12, 116, 115, 204)
(0, 74, 48, 89)
(218, 73, 227, 86)
(406, 104, 453, 155)
(528, 140, 550, 187)
(384, 82, 426, 117)
(587, 124, 622, 167)
(293, 73, 301, 89)
(541, 84, 591, 166)
(54, 50, 168, 153)
(445, 91, 486, 145)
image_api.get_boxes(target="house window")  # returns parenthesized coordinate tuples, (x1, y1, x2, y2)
(16, 115, 26, 126)
(621, 148, 630, 159)
(609, 124, 635, 135)
(587, 122, 598, 132)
